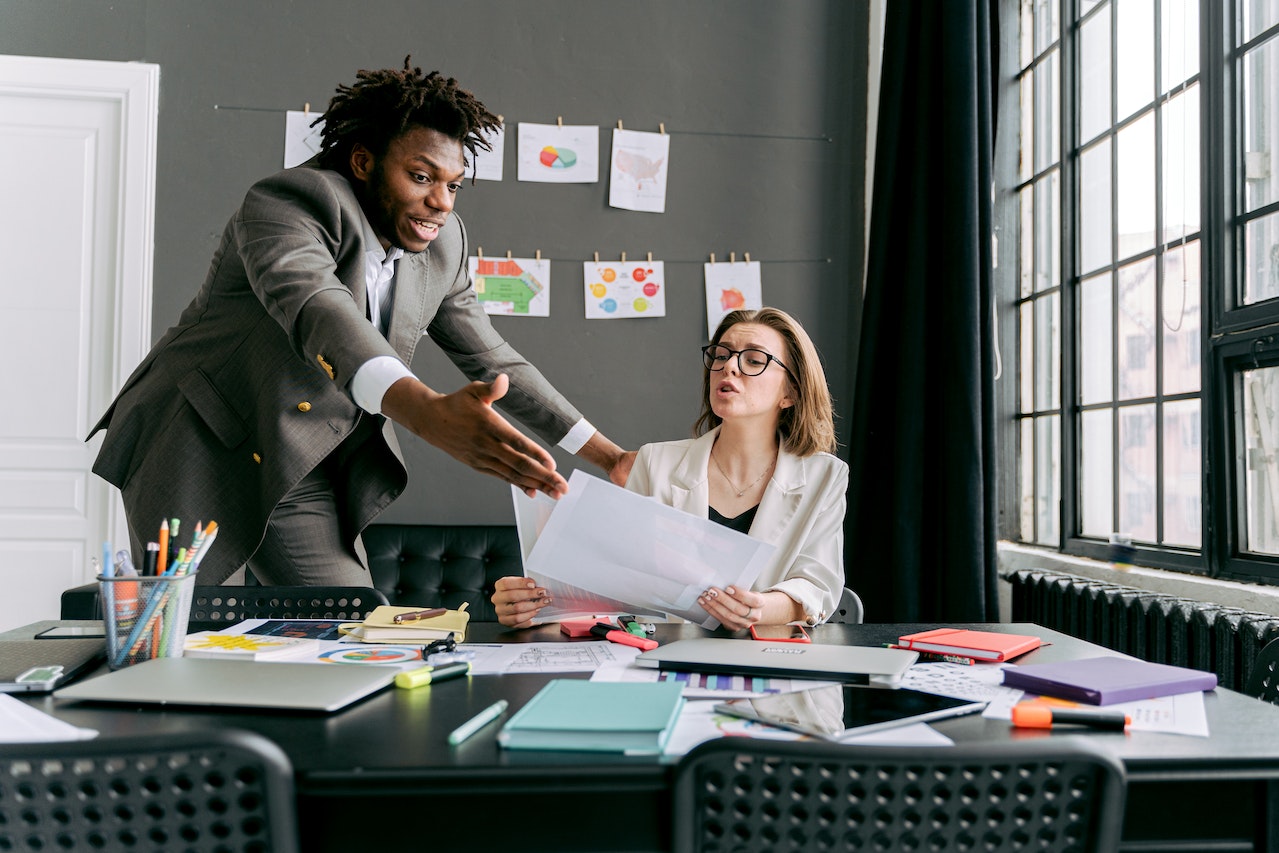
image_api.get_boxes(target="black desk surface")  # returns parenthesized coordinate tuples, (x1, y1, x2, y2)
(10, 620, 1279, 851)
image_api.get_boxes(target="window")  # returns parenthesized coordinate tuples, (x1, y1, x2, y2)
(1005, 0, 1279, 582)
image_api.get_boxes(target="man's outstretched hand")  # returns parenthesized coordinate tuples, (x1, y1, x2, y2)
(381, 374, 568, 498)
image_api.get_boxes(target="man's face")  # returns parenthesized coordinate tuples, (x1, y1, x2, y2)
(350, 126, 466, 252)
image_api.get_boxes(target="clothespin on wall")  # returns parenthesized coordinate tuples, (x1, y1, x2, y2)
(303, 102, 310, 116)
(506, 250, 513, 260)
(617, 119, 624, 130)
(535, 249, 542, 261)
(557, 116, 563, 127)
(659, 123, 666, 135)
(593, 251, 600, 263)
(710, 253, 716, 264)
(477, 246, 484, 260)
(647, 251, 653, 263)
(744, 252, 751, 263)
(620, 252, 627, 263)
(730, 252, 737, 263)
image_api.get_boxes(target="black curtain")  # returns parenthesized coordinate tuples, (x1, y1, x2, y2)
(845, 0, 1000, 622)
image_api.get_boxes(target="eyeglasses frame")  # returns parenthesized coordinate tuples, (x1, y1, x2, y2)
(701, 344, 797, 384)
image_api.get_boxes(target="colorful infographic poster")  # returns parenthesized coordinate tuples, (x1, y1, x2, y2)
(583, 260, 666, 319)
(608, 128, 670, 213)
(703, 261, 762, 337)
(518, 122, 600, 183)
(469, 124, 505, 182)
(284, 110, 324, 168)
(469, 255, 551, 317)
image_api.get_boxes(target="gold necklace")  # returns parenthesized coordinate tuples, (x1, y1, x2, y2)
(711, 448, 776, 498)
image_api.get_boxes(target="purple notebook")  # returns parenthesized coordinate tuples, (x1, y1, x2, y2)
(1001, 656, 1217, 705)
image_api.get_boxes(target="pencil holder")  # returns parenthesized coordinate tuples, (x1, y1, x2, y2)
(99, 573, 197, 670)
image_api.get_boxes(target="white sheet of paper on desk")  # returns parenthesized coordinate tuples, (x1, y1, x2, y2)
(515, 471, 776, 629)
(0, 694, 97, 743)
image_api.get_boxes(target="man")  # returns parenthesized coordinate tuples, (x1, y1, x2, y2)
(89, 60, 631, 586)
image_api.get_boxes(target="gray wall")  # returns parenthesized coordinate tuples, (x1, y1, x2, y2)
(1, 0, 867, 525)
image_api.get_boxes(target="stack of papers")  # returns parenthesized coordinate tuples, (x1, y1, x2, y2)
(498, 679, 685, 754)
(338, 605, 470, 643)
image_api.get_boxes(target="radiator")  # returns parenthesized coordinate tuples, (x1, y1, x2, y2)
(1005, 568, 1279, 693)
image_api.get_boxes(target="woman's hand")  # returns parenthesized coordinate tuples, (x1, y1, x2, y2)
(698, 585, 769, 632)
(491, 576, 552, 629)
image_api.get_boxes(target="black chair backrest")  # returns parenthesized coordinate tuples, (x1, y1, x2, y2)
(188, 586, 387, 626)
(0, 728, 298, 852)
(673, 735, 1126, 853)
(1246, 637, 1279, 704)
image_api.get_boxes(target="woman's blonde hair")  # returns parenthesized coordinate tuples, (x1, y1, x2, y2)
(695, 307, 837, 457)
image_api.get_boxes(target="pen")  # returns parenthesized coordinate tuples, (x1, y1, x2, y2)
(1011, 703, 1130, 731)
(394, 661, 471, 689)
(447, 699, 509, 745)
(590, 623, 659, 651)
(393, 607, 448, 624)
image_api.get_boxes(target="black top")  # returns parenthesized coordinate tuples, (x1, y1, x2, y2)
(709, 504, 758, 534)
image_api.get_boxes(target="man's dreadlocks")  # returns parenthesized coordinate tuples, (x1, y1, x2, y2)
(316, 57, 500, 178)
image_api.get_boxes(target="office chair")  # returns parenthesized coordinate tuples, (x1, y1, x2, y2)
(828, 586, 864, 624)
(188, 585, 388, 626)
(1245, 637, 1279, 704)
(673, 736, 1126, 853)
(0, 728, 298, 852)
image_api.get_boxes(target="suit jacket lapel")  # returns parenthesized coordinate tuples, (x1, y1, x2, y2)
(751, 448, 805, 540)
(668, 429, 717, 517)
(386, 253, 428, 364)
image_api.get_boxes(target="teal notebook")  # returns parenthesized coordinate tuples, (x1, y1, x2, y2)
(497, 679, 685, 755)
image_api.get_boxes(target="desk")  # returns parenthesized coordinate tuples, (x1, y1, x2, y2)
(10, 621, 1279, 852)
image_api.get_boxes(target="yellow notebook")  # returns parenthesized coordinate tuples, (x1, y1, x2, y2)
(338, 603, 469, 643)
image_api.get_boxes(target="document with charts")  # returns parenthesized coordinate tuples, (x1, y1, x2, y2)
(513, 471, 775, 629)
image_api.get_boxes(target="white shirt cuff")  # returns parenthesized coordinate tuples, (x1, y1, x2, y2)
(351, 356, 414, 414)
(558, 418, 595, 454)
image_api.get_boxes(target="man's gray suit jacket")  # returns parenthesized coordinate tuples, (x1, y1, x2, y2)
(89, 163, 581, 584)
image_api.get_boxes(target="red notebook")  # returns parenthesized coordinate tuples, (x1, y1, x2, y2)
(897, 628, 1042, 662)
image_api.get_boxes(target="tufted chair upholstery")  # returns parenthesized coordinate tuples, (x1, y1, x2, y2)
(360, 524, 521, 621)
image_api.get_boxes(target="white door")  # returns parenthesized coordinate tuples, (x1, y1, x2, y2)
(0, 56, 158, 631)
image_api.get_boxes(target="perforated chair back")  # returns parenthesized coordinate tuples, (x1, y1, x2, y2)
(1246, 637, 1279, 704)
(673, 736, 1126, 853)
(829, 586, 864, 624)
(188, 586, 387, 626)
(0, 728, 298, 852)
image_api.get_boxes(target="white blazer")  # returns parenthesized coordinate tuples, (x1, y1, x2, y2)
(626, 427, 848, 624)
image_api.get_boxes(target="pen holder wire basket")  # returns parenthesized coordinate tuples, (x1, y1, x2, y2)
(99, 572, 197, 669)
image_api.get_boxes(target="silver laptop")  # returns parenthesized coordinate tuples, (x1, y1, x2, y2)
(55, 657, 395, 713)
(634, 638, 918, 682)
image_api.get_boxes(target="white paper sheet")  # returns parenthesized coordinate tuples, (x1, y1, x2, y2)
(517, 471, 776, 628)
(0, 694, 97, 743)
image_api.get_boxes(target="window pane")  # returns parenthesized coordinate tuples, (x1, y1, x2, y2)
(1243, 210, 1279, 305)
(1161, 0, 1199, 92)
(1036, 414, 1061, 545)
(1035, 49, 1060, 173)
(1117, 111, 1156, 258)
(1118, 257, 1157, 399)
(1020, 73, 1034, 183)
(1036, 0, 1061, 54)
(1163, 398, 1202, 547)
(1081, 0, 1105, 19)
(1081, 272, 1114, 404)
(1119, 403, 1158, 542)
(1162, 240, 1201, 394)
(1117, 0, 1155, 119)
(1021, 0, 1035, 68)
(1080, 140, 1113, 274)
(1162, 84, 1201, 244)
(1081, 408, 1115, 537)
(1020, 418, 1035, 539)
(1021, 302, 1034, 413)
(1035, 294, 1061, 410)
(1081, 10, 1112, 142)
(1242, 35, 1279, 213)
(1020, 185, 1034, 296)
(1035, 171, 1060, 291)
(1240, 0, 1279, 44)
(1243, 365, 1279, 556)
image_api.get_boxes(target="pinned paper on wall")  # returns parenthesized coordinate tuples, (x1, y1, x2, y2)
(469, 123, 506, 182)
(704, 260, 762, 337)
(518, 122, 600, 183)
(469, 255, 550, 317)
(609, 128, 670, 213)
(284, 110, 324, 168)
(583, 260, 666, 319)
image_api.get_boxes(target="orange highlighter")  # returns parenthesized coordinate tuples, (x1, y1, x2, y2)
(590, 622, 658, 651)
(1011, 703, 1130, 731)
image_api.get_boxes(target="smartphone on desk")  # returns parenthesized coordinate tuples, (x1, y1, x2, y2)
(749, 624, 811, 643)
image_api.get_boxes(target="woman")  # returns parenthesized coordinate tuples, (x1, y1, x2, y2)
(492, 307, 847, 630)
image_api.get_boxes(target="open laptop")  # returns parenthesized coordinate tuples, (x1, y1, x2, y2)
(55, 657, 395, 713)
(634, 638, 918, 683)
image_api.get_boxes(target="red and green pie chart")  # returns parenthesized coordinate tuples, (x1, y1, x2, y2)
(539, 145, 578, 169)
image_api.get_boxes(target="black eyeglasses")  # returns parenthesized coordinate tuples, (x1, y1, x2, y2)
(702, 344, 796, 382)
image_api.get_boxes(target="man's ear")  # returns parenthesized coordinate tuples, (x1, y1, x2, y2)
(349, 143, 374, 183)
